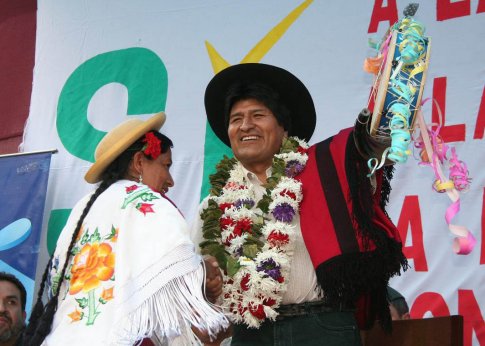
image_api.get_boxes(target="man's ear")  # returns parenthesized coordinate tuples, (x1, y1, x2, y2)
(22, 310, 26, 321)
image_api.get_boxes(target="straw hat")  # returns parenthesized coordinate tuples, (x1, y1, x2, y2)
(204, 63, 316, 147)
(84, 112, 166, 183)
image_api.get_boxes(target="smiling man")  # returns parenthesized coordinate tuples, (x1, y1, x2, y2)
(0, 272, 26, 346)
(193, 63, 409, 346)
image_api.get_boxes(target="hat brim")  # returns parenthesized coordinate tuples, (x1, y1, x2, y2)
(84, 112, 166, 184)
(204, 63, 316, 147)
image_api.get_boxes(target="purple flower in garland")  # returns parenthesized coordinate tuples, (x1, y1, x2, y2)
(285, 160, 305, 177)
(257, 258, 281, 280)
(272, 202, 295, 222)
(235, 198, 255, 209)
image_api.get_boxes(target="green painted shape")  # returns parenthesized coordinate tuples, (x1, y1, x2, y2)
(200, 122, 232, 200)
(47, 209, 72, 256)
(57, 47, 168, 162)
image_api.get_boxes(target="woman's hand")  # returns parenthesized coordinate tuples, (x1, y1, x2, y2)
(204, 256, 223, 303)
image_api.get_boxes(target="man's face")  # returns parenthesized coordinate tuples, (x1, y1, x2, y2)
(0, 281, 26, 343)
(228, 99, 287, 171)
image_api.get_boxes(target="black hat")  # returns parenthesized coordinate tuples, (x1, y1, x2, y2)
(387, 286, 406, 303)
(204, 63, 317, 147)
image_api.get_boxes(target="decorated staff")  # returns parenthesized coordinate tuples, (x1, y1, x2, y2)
(364, 3, 474, 254)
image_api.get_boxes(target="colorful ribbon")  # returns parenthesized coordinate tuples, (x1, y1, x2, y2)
(415, 107, 475, 255)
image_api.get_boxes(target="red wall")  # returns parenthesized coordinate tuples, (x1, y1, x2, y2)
(0, 0, 36, 154)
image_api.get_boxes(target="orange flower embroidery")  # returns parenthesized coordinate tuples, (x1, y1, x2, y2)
(69, 242, 115, 295)
(68, 308, 83, 322)
(101, 286, 114, 302)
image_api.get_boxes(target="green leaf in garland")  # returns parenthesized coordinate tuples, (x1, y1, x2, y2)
(257, 194, 272, 214)
(226, 256, 241, 277)
(209, 156, 237, 196)
(242, 244, 259, 258)
(201, 243, 228, 272)
(280, 137, 299, 153)
(245, 235, 264, 248)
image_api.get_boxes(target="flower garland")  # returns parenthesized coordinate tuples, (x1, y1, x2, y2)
(200, 137, 309, 328)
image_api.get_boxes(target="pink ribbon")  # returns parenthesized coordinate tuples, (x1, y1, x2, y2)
(415, 107, 475, 255)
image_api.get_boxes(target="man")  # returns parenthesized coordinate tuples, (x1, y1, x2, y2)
(0, 272, 26, 346)
(387, 286, 411, 321)
(193, 63, 407, 345)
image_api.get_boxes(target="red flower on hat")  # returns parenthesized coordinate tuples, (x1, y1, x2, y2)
(142, 132, 161, 159)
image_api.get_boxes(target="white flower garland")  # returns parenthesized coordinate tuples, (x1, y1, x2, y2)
(205, 137, 309, 328)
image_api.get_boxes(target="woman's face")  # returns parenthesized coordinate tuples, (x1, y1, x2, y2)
(140, 148, 174, 194)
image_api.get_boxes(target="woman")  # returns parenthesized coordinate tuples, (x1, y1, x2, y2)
(24, 113, 228, 345)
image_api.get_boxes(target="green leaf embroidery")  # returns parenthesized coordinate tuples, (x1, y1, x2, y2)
(76, 297, 89, 309)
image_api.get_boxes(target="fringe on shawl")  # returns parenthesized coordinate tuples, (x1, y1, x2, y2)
(110, 248, 229, 345)
(315, 132, 408, 332)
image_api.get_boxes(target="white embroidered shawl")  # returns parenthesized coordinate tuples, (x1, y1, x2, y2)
(44, 180, 228, 345)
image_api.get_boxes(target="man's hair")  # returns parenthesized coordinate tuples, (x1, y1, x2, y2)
(223, 82, 292, 132)
(0, 272, 26, 311)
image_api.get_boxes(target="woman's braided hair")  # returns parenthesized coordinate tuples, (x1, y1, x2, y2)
(24, 131, 172, 345)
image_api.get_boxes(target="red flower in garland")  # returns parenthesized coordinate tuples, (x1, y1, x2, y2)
(249, 303, 266, 319)
(142, 132, 161, 159)
(263, 298, 277, 307)
(233, 218, 252, 236)
(267, 231, 290, 248)
(237, 303, 248, 316)
(220, 217, 234, 230)
(297, 146, 307, 154)
(240, 274, 250, 291)
(219, 203, 233, 212)
(279, 189, 297, 200)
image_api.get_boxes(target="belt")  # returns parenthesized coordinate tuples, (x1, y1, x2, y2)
(276, 301, 353, 320)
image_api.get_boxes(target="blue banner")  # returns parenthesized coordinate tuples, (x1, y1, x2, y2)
(0, 151, 53, 315)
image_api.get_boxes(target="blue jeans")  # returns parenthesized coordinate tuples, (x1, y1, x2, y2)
(231, 311, 361, 346)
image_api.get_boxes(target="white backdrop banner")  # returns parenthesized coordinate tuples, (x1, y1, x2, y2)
(22, 1, 484, 344)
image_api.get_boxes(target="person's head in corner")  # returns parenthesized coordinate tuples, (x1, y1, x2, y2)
(0, 272, 27, 345)
(387, 286, 410, 320)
